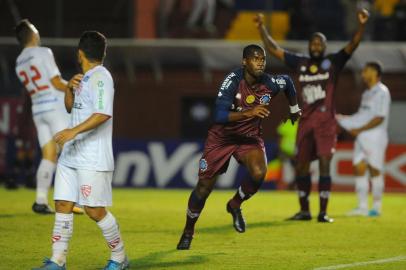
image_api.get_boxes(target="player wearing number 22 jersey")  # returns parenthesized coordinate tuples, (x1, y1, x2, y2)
(177, 45, 301, 250)
(14, 19, 83, 215)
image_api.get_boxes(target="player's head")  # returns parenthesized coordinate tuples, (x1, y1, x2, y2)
(77, 31, 107, 66)
(15, 19, 40, 47)
(362, 61, 382, 86)
(242, 44, 266, 78)
(308, 32, 326, 60)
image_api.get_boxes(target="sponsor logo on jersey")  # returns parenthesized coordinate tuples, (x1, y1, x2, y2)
(310, 65, 318, 74)
(298, 72, 330, 82)
(260, 94, 271, 105)
(73, 102, 83, 109)
(199, 158, 208, 171)
(80, 185, 92, 198)
(321, 59, 331, 70)
(276, 77, 286, 86)
(246, 95, 255, 104)
(220, 72, 236, 90)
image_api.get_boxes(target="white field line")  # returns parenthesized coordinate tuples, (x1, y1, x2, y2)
(313, 255, 406, 270)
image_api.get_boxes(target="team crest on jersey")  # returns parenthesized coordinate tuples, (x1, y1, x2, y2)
(310, 65, 318, 74)
(321, 59, 331, 70)
(80, 185, 92, 198)
(199, 159, 208, 172)
(246, 95, 255, 104)
(260, 94, 271, 105)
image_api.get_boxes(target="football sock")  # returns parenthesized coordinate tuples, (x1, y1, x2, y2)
(355, 175, 369, 210)
(297, 175, 311, 212)
(229, 178, 263, 208)
(319, 176, 332, 214)
(184, 190, 207, 235)
(371, 174, 384, 212)
(51, 213, 73, 266)
(97, 212, 126, 263)
(36, 159, 56, 204)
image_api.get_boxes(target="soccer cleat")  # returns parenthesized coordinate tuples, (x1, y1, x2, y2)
(103, 256, 130, 270)
(72, 205, 84, 215)
(346, 208, 368, 217)
(317, 212, 334, 223)
(368, 209, 380, 217)
(226, 202, 246, 233)
(177, 232, 193, 250)
(286, 211, 312, 221)
(32, 203, 54, 214)
(32, 258, 65, 270)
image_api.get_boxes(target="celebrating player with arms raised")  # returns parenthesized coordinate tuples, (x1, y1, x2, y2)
(177, 44, 301, 250)
(15, 19, 83, 214)
(256, 9, 369, 222)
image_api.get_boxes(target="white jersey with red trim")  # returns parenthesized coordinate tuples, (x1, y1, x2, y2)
(15, 46, 64, 115)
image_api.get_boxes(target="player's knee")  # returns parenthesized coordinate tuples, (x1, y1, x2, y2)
(55, 200, 74, 214)
(84, 206, 107, 222)
(368, 166, 381, 177)
(296, 162, 310, 177)
(319, 156, 331, 176)
(251, 166, 266, 182)
(354, 162, 367, 176)
(195, 182, 213, 199)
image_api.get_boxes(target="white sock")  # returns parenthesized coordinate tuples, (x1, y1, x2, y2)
(97, 212, 126, 263)
(371, 174, 384, 212)
(51, 213, 73, 266)
(355, 175, 369, 210)
(36, 159, 56, 204)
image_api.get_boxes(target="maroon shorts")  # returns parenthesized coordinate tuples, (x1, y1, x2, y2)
(296, 114, 337, 163)
(198, 130, 265, 179)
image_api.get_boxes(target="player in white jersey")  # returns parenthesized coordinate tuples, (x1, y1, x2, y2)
(336, 62, 391, 217)
(33, 31, 129, 270)
(15, 19, 84, 215)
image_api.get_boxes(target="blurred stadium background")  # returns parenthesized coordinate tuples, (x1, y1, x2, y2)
(0, 0, 405, 192)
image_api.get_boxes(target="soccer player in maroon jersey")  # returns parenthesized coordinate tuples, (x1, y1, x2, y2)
(177, 45, 301, 250)
(255, 9, 369, 222)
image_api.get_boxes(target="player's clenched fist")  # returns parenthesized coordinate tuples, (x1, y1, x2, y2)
(244, 105, 270, 119)
(358, 9, 369, 25)
(53, 128, 78, 146)
(67, 74, 83, 91)
(254, 13, 264, 28)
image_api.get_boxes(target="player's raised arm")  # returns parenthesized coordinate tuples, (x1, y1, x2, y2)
(255, 13, 285, 62)
(343, 9, 369, 55)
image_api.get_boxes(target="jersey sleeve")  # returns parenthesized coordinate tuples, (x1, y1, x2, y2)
(90, 72, 114, 116)
(284, 51, 306, 70)
(214, 71, 240, 123)
(266, 74, 296, 98)
(330, 49, 351, 72)
(42, 48, 61, 79)
(373, 90, 390, 118)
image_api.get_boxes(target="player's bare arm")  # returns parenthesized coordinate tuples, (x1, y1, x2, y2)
(255, 13, 285, 62)
(349, 116, 384, 137)
(64, 74, 83, 113)
(344, 9, 369, 55)
(54, 113, 110, 145)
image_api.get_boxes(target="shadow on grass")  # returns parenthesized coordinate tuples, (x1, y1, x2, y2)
(199, 220, 297, 234)
(129, 249, 208, 269)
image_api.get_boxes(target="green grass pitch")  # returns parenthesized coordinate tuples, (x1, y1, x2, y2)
(0, 187, 405, 269)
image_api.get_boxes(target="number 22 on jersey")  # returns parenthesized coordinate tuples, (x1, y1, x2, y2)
(18, 65, 49, 96)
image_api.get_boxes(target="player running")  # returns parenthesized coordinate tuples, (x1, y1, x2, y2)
(255, 9, 369, 222)
(176, 44, 301, 250)
(337, 62, 390, 217)
(32, 31, 129, 270)
(15, 19, 83, 215)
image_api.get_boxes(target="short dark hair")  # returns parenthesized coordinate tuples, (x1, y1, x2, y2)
(310, 32, 327, 43)
(15, 19, 34, 46)
(78, 31, 107, 62)
(243, 44, 265, 59)
(365, 61, 383, 77)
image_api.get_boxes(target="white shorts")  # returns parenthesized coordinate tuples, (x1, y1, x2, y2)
(353, 139, 387, 171)
(33, 109, 69, 147)
(54, 164, 113, 207)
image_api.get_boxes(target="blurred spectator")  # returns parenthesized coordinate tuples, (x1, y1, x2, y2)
(158, 0, 178, 38)
(341, 0, 373, 40)
(373, 0, 399, 40)
(287, 0, 316, 39)
(394, 0, 406, 40)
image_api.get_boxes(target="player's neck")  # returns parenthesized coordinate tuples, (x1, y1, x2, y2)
(24, 40, 38, 48)
(243, 70, 259, 87)
(367, 79, 379, 89)
(82, 61, 102, 73)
